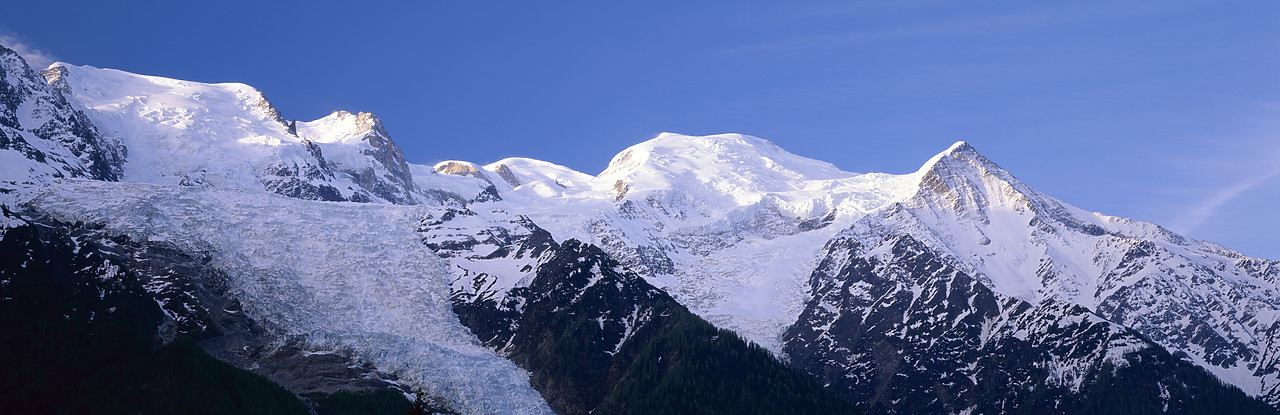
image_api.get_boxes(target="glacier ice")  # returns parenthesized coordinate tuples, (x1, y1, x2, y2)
(27, 180, 553, 415)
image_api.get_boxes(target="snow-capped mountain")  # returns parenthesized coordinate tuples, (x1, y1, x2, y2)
(459, 133, 923, 353)
(433, 134, 1279, 411)
(42, 62, 490, 205)
(840, 142, 1280, 406)
(295, 110, 420, 204)
(2, 47, 1277, 414)
(420, 132, 1280, 411)
(0, 46, 123, 183)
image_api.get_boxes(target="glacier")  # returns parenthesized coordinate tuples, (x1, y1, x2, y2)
(24, 180, 553, 415)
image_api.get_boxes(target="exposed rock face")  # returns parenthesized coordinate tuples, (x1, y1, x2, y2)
(612, 180, 628, 201)
(419, 205, 559, 309)
(435, 160, 492, 181)
(431, 161, 503, 202)
(491, 163, 521, 187)
(251, 90, 289, 127)
(262, 110, 422, 205)
(234, 109, 430, 204)
(39, 65, 73, 95)
(782, 233, 1273, 414)
(340, 112, 419, 204)
(451, 239, 680, 414)
(0, 46, 124, 182)
(260, 160, 348, 202)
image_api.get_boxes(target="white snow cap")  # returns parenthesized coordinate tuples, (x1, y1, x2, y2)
(296, 110, 383, 144)
(593, 132, 858, 206)
(599, 132, 854, 183)
(914, 140, 979, 173)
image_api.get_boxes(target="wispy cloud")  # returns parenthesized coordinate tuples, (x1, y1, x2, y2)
(1172, 169, 1280, 234)
(1169, 106, 1280, 234)
(0, 29, 58, 69)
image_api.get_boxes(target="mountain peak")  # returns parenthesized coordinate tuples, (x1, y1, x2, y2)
(596, 133, 853, 198)
(915, 140, 991, 175)
(947, 139, 972, 152)
(912, 140, 1043, 212)
(909, 140, 1047, 215)
(946, 140, 973, 153)
(298, 111, 387, 144)
(600, 133, 780, 174)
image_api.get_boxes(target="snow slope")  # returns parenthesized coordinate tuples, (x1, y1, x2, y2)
(47, 63, 300, 188)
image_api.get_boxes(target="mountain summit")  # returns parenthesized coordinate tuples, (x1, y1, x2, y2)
(597, 132, 855, 202)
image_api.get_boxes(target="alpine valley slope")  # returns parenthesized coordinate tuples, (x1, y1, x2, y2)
(1, 44, 1277, 414)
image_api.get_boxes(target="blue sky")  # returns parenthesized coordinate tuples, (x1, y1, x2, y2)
(3, 1, 1278, 259)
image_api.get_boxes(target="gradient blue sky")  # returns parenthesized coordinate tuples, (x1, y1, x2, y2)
(3, 1, 1278, 259)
